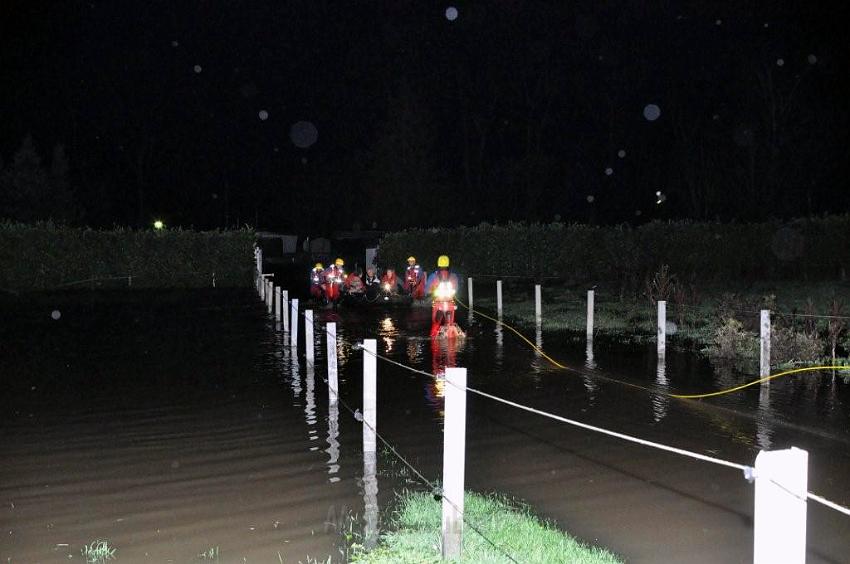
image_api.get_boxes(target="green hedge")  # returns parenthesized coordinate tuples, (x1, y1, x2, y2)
(378, 217, 850, 285)
(0, 222, 255, 291)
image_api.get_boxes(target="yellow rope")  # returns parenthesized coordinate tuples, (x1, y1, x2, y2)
(454, 296, 850, 399)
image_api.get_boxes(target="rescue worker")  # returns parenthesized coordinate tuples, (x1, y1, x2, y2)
(345, 269, 365, 294)
(403, 256, 427, 299)
(363, 266, 381, 301)
(310, 262, 325, 302)
(380, 267, 400, 295)
(425, 255, 460, 338)
(324, 258, 346, 304)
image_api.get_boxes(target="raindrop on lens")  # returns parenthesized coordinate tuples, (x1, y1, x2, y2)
(51, 310, 61, 320)
(586, 195, 595, 203)
(715, 19, 722, 25)
(617, 149, 626, 158)
(258, 110, 269, 121)
(445, 6, 458, 21)
(605, 167, 613, 176)
(776, 58, 784, 67)
(643, 104, 661, 121)
(290, 121, 318, 148)
(807, 54, 817, 65)
(193, 64, 202, 74)
(171, 40, 179, 47)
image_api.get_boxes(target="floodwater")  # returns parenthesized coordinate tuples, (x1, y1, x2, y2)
(2, 288, 850, 563)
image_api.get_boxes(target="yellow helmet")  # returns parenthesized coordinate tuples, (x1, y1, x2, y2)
(407, 256, 416, 263)
(437, 255, 450, 268)
(314, 262, 323, 270)
(335, 257, 344, 266)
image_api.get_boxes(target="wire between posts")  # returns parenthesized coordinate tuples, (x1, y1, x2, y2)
(807, 492, 850, 517)
(296, 303, 850, 520)
(290, 310, 520, 562)
(360, 347, 752, 475)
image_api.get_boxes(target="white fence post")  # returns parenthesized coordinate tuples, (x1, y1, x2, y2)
(326, 322, 338, 405)
(586, 289, 594, 338)
(362, 339, 377, 455)
(362, 338, 379, 551)
(442, 367, 467, 560)
(267, 280, 274, 312)
(282, 290, 289, 332)
(534, 284, 542, 326)
(467, 277, 474, 312)
(760, 310, 771, 378)
(305, 310, 314, 364)
(290, 298, 299, 347)
(657, 300, 666, 357)
(496, 280, 503, 317)
(275, 287, 282, 321)
(753, 447, 808, 564)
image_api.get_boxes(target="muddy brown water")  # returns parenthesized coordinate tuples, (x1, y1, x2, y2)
(2, 288, 849, 563)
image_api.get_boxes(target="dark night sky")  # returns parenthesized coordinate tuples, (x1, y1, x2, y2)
(2, 1, 848, 233)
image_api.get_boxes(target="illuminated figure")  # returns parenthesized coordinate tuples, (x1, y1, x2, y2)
(425, 255, 463, 338)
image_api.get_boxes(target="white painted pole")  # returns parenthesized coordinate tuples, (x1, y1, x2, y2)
(305, 309, 315, 364)
(586, 290, 594, 338)
(534, 284, 542, 326)
(496, 280, 503, 317)
(290, 298, 299, 347)
(442, 367, 467, 560)
(362, 339, 377, 455)
(760, 310, 771, 378)
(275, 287, 282, 321)
(326, 322, 338, 405)
(467, 277, 474, 311)
(282, 290, 289, 332)
(753, 447, 808, 564)
(267, 280, 274, 312)
(657, 300, 666, 357)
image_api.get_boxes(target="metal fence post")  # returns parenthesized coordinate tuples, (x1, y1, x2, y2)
(442, 367, 468, 560)
(282, 290, 289, 332)
(586, 289, 594, 337)
(496, 280, 503, 317)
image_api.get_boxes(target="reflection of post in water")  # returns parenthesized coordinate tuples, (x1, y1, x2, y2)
(652, 355, 669, 423)
(495, 315, 504, 364)
(426, 337, 461, 416)
(325, 402, 340, 482)
(585, 336, 596, 370)
(290, 347, 302, 399)
(305, 364, 319, 445)
(757, 382, 773, 450)
(362, 449, 379, 549)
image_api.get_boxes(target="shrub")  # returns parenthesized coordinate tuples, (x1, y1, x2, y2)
(707, 317, 758, 360)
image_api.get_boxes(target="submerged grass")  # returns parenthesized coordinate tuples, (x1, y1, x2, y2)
(351, 490, 622, 564)
(81, 540, 116, 564)
(474, 281, 850, 366)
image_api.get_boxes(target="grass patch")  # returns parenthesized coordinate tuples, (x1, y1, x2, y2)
(351, 490, 622, 564)
(474, 280, 850, 369)
(81, 540, 116, 564)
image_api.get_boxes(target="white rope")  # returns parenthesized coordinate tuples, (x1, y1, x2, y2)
(807, 492, 850, 517)
(463, 384, 751, 473)
(361, 347, 751, 474)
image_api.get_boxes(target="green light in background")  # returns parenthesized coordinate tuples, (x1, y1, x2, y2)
(153, 220, 165, 230)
